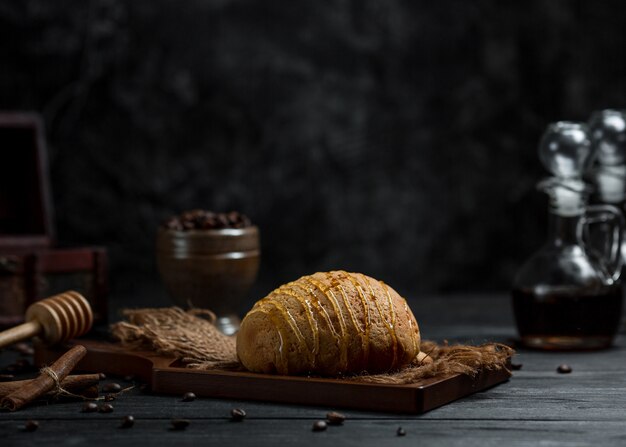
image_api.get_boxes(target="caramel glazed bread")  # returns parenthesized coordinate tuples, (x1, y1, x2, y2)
(237, 271, 421, 376)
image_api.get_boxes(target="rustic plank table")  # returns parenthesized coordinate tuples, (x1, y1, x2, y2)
(1, 293, 625, 446)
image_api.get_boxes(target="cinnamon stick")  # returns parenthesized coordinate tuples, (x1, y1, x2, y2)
(0, 374, 100, 399)
(1, 345, 87, 411)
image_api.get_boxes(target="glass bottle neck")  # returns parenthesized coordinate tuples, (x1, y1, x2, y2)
(546, 211, 581, 246)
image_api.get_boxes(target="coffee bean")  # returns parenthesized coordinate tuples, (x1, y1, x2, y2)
(511, 363, 523, 371)
(14, 343, 34, 356)
(98, 373, 106, 381)
(216, 214, 230, 227)
(24, 420, 39, 432)
(164, 217, 183, 230)
(104, 394, 116, 402)
(15, 359, 30, 369)
(123, 375, 136, 382)
(102, 383, 122, 393)
(171, 419, 190, 430)
(230, 408, 246, 421)
(120, 415, 135, 428)
(227, 211, 240, 224)
(163, 210, 253, 231)
(182, 392, 196, 402)
(397, 427, 406, 436)
(202, 217, 216, 228)
(312, 420, 327, 432)
(326, 411, 346, 425)
(99, 403, 114, 413)
(6, 360, 30, 373)
(82, 402, 98, 413)
(557, 364, 572, 374)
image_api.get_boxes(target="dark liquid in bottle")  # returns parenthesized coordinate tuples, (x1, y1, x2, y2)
(512, 285, 623, 350)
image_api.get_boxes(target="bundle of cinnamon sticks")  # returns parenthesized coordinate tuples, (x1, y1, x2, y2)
(1, 345, 97, 411)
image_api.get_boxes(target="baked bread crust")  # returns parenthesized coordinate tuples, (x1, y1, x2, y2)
(237, 271, 420, 375)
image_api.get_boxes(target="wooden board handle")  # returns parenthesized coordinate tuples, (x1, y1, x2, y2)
(0, 320, 42, 349)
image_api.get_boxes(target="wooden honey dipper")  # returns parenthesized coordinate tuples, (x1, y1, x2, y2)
(0, 291, 93, 349)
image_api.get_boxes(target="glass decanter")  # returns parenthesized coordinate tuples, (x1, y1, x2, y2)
(512, 122, 625, 350)
(589, 109, 626, 263)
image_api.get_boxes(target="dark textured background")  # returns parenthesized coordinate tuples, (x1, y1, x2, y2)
(2, 0, 626, 304)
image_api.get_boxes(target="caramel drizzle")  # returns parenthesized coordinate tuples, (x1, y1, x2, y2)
(245, 304, 289, 374)
(293, 279, 345, 370)
(403, 300, 419, 355)
(366, 277, 398, 369)
(333, 278, 363, 333)
(276, 285, 319, 366)
(271, 280, 334, 371)
(301, 274, 349, 372)
(272, 311, 286, 374)
(328, 273, 364, 344)
(291, 281, 339, 342)
(333, 275, 369, 371)
(263, 298, 307, 347)
(248, 286, 313, 373)
(342, 271, 372, 368)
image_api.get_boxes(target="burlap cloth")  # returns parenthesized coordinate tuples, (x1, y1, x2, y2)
(111, 307, 514, 384)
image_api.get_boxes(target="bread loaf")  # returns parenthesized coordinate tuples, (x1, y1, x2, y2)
(236, 271, 420, 375)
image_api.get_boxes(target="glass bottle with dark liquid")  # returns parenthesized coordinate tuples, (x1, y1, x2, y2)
(512, 122, 625, 350)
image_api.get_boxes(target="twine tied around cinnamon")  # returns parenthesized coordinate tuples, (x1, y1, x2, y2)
(39, 366, 113, 401)
(41, 366, 64, 396)
(111, 307, 514, 383)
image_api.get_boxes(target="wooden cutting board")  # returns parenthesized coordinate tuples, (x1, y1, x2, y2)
(35, 339, 511, 414)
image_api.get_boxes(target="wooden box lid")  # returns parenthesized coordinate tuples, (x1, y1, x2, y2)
(0, 112, 54, 250)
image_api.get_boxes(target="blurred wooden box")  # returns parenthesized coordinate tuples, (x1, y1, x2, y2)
(0, 112, 108, 327)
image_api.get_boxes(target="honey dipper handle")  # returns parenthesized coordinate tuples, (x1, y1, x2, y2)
(0, 320, 42, 350)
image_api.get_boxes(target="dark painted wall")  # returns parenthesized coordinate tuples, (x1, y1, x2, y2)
(2, 0, 626, 299)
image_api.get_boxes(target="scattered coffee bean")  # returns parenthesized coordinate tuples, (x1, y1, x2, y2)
(182, 392, 196, 402)
(99, 403, 114, 413)
(397, 426, 406, 436)
(230, 408, 246, 421)
(120, 415, 135, 428)
(104, 394, 116, 402)
(139, 383, 148, 392)
(312, 420, 327, 432)
(24, 420, 39, 432)
(123, 375, 136, 382)
(5, 360, 30, 374)
(171, 418, 190, 430)
(557, 364, 572, 374)
(15, 359, 31, 369)
(14, 343, 34, 356)
(511, 363, 523, 371)
(102, 383, 122, 393)
(82, 402, 99, 413)
(98, 373, 107, 381)
(326, 411, 346, 425)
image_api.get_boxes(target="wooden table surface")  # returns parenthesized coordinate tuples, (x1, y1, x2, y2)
(1, 293, 626, 447)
